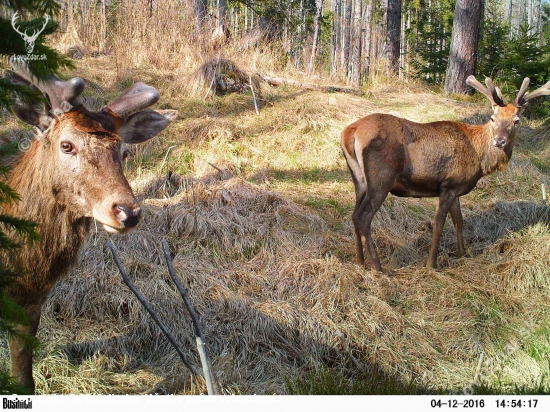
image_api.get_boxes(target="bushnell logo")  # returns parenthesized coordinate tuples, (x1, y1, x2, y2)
(11, 11, 49, 54)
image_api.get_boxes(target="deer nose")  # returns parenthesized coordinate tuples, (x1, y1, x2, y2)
(493, 137, 507, 148)
(113, 204, 142, 228)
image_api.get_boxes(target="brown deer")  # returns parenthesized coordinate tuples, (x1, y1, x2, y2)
(341, 76, 550, 272)
(1, 60, 176, 392)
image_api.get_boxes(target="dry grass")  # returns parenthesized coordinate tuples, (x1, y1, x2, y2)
(1, 33, 550, 394)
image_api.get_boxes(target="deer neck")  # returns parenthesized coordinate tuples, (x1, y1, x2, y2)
(474, 123, 514, 176)
(4, 139, 91, 295)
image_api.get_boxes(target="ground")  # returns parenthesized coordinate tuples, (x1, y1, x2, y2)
(1, 55, 550, 394)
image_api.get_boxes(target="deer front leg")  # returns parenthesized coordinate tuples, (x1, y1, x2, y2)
(9, 305, 42, 393)
(428, 193, 456, 269)
(449, 197, 465, 258)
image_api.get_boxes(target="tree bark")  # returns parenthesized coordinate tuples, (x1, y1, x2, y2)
(307, 0, 324, 75)
(331, 0, 342, 77)
(363, 0, 374, 80)
(444, 0, 482, 94)
(195, 0, 208, 31)
(386, 0, 402, 77)
(349, 0, 362, 85)
(218, 0, 227, 28)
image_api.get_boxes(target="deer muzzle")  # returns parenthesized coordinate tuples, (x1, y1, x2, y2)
(493, 136, 508, 148)
(113, 204, 142, 229)
(92, 196, 142, 234)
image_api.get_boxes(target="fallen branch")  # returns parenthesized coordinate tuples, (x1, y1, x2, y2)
(257, 73, 360, 95)
(107, 240, 201, 378)
(249, 73, 260, 115)
(161, 239, 218, 395)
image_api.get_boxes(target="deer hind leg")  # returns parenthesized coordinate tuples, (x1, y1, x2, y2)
(449, 197, 465, 258)
(353, 187, 390, 273)
(428, 192, 457, 269)
(9, 305, 42, 393)
(352, 184, 367, 267)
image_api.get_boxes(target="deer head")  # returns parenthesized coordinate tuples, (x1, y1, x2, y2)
(8, 60, 177, 233)
(11, 12, 49, 54)
(466, 75, 550, 149)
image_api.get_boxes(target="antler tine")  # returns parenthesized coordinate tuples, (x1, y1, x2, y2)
(484, 78, 506, 107)
(513, 78, 531, 107)
(466, 75, 504, 107)
(522, 80, 550, 104)
(106, 82, 160, 118)
(9, 58, 84, 112)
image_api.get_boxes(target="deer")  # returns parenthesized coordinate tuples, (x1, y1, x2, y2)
(341, 76, 550, 273)
(11, 12, 50, 54)
(1, 60, 177, 392)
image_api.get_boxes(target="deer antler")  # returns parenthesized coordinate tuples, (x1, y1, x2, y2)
(466, 75, 506, 107)
(513, 78, 531, 107)
(106, 82, 160, 118)
(520, 80, 550, 105)
(9, 58, 85, 112)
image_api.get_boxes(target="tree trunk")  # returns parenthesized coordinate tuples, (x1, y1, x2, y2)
(386, 0, 402, 77)
(195, 0, 208, 32)
(349, 0, 362, 85)
(444, 0, 482, 94)
(218, 0, 227, 28)
(307, 0, 324, 75)
(331, 0, 342, 77)
(363, 0, 374, 80)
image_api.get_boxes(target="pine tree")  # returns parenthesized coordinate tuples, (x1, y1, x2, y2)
(445, 0, 483, 94)
(0, 0, 71, 394)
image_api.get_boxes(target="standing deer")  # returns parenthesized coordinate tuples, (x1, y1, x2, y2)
(341, 76, 550, 272)
(1, 61, 176, 392)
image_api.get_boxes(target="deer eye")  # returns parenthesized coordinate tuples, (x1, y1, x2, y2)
(60, 141, 75, 154)
(513, 118, 520, 125)
(490, 116, 496, 122)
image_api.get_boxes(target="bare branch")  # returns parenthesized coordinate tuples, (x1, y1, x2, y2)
(161, 239, 218, 395)
(106, 240, 201, 378)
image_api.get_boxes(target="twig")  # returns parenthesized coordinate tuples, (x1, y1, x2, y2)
(249, 74, 260, 115)
(257, 72, 360, 95)
(207, 162, 224, 174)
(273, 331, 303, 361)
(473, 352, 485, 384)
(161, 239, 218, 395)
(541, 177, 547, 206)
(336, 331, 365, 372)
(106, 240, 201, 377)
(158, 145, 177, 173)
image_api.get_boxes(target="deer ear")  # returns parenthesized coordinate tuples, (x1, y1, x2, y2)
(117, 109, 177, 144)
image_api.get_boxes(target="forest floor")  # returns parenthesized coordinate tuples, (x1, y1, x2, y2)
(1, 53, 550, 394)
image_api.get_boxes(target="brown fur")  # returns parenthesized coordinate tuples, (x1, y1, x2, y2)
(341, 103, 521, 272)
(3, 111, 143, 391)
